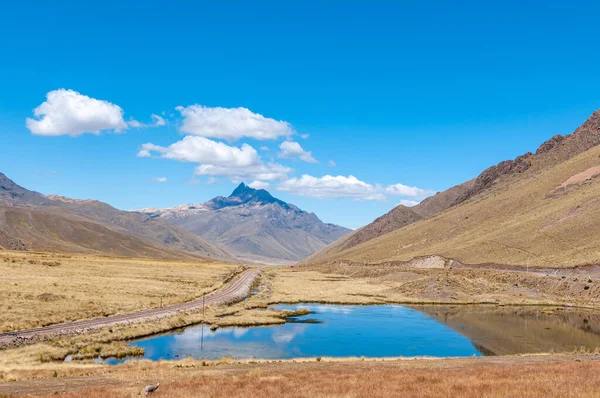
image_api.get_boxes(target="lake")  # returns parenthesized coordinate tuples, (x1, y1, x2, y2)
(104, 304, 600, 363)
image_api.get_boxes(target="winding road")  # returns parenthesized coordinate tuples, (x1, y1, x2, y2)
(0, 268, 260, 348)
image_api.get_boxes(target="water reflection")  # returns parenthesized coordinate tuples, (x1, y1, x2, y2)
(414, 305, 600, 355)
(107, 304, 482, 363)
(105, 304, 600, 364)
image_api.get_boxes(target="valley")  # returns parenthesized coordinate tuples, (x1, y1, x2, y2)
(2, 110, 600, 397)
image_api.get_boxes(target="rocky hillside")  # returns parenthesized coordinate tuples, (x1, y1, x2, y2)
(0, 173, 235, 261)
(138, 183, 351, 264)
(309, 109, 600, 267)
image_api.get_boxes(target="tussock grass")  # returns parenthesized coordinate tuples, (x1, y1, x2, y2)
(2, 355, 600, 397)
(0, 250, 240, 333)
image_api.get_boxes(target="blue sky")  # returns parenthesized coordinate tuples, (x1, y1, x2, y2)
(1, 1, 599, 229)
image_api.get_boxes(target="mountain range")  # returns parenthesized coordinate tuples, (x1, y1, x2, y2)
(137, 183, 351, 264)
(0, 175, 350, 264)
(309, 109, 600, 268)
(0, 173, 234, 261)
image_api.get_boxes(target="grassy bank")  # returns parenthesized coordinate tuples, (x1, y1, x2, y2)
(2, 354, 600, 397)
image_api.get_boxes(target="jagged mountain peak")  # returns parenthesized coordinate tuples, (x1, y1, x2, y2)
(207, 182, 290, 210)
(136, 182, 352, 263)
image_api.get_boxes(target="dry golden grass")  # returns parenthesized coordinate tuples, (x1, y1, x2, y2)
(263, 267, 600, 308)
(312, 143, 600, 268)
(0, 250, 240, 332)
(2, 355, 600, 397)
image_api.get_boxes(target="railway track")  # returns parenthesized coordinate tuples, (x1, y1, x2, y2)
(0, 268, 260, 348)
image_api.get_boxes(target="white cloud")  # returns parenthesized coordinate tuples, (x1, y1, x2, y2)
(398, 199, 420, 207)
(152, 177, 167, 183)
(194, 162, 290, 182)
(151, 114, 166, 126)
(128, 119, 144, 128)
(206, 177, 220, 184)
(138, 136, 292, 182)
(138, 136, 260, 166)
(328, 160, 336, 167)
(300, 134, 309, 139)
(277, 175, 386, 201)
(276, 175, 434, 202)
(278, 141, 317, 163)
(26, 89, 128, 136)
(129, 113, 167, 129)
(176, 105, 293, 141)
(260, 146, 269, 151)
(385, 183, 435, 198)
(248, 180, 270, 189)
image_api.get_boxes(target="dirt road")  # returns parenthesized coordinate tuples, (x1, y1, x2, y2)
(0, 268, 260, 349)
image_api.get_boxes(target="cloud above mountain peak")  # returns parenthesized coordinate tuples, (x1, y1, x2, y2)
(176, 105, 294, 141)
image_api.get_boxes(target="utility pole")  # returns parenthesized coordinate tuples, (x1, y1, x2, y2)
(203, 292, 206, 317)
(160, 296, 163, 308)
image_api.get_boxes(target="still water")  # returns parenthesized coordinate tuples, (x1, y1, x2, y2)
(105, 304, 600, 363)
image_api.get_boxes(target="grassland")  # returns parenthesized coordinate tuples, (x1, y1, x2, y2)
(0, 250, 241, 333)
(2, 354, 600, 397)
(3, 250, 600, 396)
(263, 265, 600, 308)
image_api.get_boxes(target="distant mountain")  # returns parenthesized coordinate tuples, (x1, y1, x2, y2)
(308, 109, 600, 267)
(137, 183, 352, 264)
(0, 173, 235, 261)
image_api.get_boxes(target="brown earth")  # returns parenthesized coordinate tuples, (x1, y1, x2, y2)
(1, 354, 600, 397)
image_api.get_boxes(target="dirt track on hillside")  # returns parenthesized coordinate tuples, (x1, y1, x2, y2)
(0, 269, 260, 349)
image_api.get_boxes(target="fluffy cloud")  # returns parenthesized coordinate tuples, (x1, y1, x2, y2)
(138, 136, 291, 182)
(277, 174, 435, 202)
(328, 160, 336, 167)
(277, 175, 386, 201)
(278, 141, 317, 163)
(176, 105, 293, 141)
(248, 180, 270, 189)
(138, 136, 260, 166)
(128, 119, 144, 128)
(26, 89, 128, 136)
(152, 177, 168, 183)
(385, 183, 435, 198)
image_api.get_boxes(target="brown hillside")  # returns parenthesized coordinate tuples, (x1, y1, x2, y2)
(0, 173, 236, 261)
(309, 110, 600, 264)
(310, 109, 600, 267)
(337, 206, 422, 253)
(0, 205, 200, 260)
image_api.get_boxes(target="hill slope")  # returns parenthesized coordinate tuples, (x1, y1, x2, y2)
(0, 173, 235, 261)
(138, 183, 351, 264)
(308, 178, 475, 261)
(309, 109, 600, 267)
